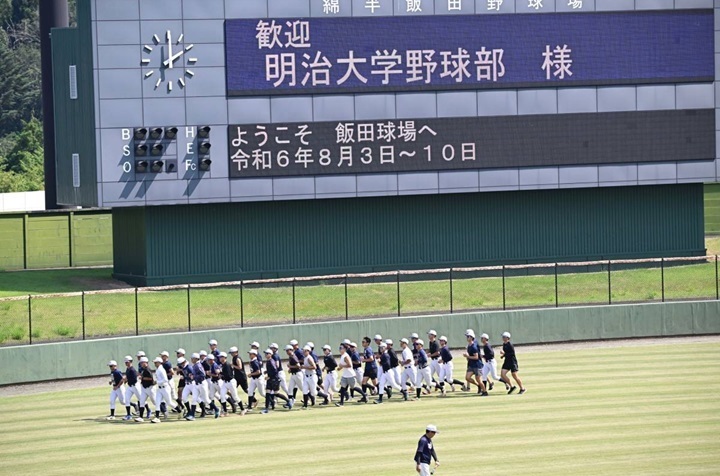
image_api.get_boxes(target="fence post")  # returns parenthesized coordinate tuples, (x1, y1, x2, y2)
(344, 275, 349, 320)
(716, 256, 719, 301)
(449, 268, 454, 314)
(134, 288, 139, 336)
(81, 291, 86, 340)
(28, 295, 32, 345)
(502, 266, 506, 311)
(607, 260, 612, 305)
(554, 263, 559, 308)
(22, 214, 28, 270)
(68, 211, 74, 268)
(292, 279, 296, 324)
(396, 272, 401, 317)
(240, 281, 244, 328)
(187, 285, 192, 332)
(660, 258, 665, 303)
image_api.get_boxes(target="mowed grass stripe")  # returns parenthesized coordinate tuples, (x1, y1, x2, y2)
(0, 342, 717, 475)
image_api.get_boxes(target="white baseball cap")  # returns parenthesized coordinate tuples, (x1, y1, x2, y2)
(481, 333, 489, 340)
(229, 346, 238, 353)
(139, 357, 149, 363)
(270, 343, 279, 349)
(306, 342, 314, 348)
(248, 349, 257, 355)
(153, 357, 162, 364)
(385, 339, 393, 345)
(416, 339, 424, 346)
(439, 336, 448, 342)
(219, 352, 227, 358)
(303, 345, 312, 351)
(466, 330, 476, 338)
(285, 344, 293, 351)
(206, 354, 215, 360)
(251, 341, 260, 348)
(349, 342, 357, 348)
(177, 357, 186, 364)
(410, 333, 419, 339)
(400, 338, 409, 344)
(124, 356, 133, 362)
(426, 424, 439, 433)
(379, 343, 387, 348)
(108, 360, 117, 367)
(160, 351, 170, 357)
(136, 351, 145, 357)
(209, 339, 218, 345)
(289, 339, 298, 346)
(374, 334, 382, 340)
(502, 332, 511, 339)
(342, 338, 351, 345)
(428, 330, 437, 336)
(191, 353, 200, 360)
(264, 348, 273, 355)
(199, 350, 208, 356)
(176, 348, 186, 354)
(465, 329, 474, 335)
(322, 344, 332, 351)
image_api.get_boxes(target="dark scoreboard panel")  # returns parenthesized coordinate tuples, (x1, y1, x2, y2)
(228, 110, 715, 178)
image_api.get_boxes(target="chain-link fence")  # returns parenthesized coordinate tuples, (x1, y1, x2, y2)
(1, 255, 717, 346)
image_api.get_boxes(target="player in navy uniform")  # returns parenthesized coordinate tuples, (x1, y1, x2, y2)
(229, 346, 248, 395)
(480, 333, 499, 392)
(374, 342, 399, 404)
(206, 354, 222, 418)
(347, 342, 368, 403)
(192, 353, 212, 418)
(174, 348, 186, 411)
(385, 339, 402, 392)
(266, 344, 291, 408)
(136, 356, 156, 421)
(285, 344, 303, 409)
(209, 339, 221, 361)
(122, 356, 141, 421)
(263, 348, 281, 414)
(159, 351, 178, 414)
(360, 337, 378, 396)
(247, 349, 264, 411)
(414, 340, 434, 400)
(306, 342, 330, 405)
(321, 344, 338, 404)
(106, 360, 124, 420)
(427, 330, 442, 391)
(437, 336, 464, 394)
(463, 330, 488, 396)
(178, 357, 197, 420)
(499, 332, 526, 394)
(414, 425, 440, 476)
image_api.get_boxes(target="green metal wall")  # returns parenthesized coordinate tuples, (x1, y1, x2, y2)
(112, 184, 705, 286)
(0, 210, 112, 270)
(0, 300, 717, 385)
(51, 0, 97, 208)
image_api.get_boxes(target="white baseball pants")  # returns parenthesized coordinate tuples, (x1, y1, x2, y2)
(182, 381, 199, 404)
(401, 366, 417, 391)
(430, 359, 441, 380)
(279, 371, 290, 394)
(248, 377, 265, 398)
(154, 384, 175, 410)
(139, 386, 155, 408)
(303, 372, 318, 396)
(415, 366, 433, 389)
(125, 383, 141, 405)
(439, 361, 455, 384)
(419, 463, 431, 476)
(288, 373, 303, 394)
(220, 378, 240, 403)
(481, 359, 499, 381)
(109, 387, 125, 409)
(323, 371, 338, 394)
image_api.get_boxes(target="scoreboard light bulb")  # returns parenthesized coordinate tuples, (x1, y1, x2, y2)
(151, 160, 164, 173)
(135, 144, 148, 156)
(164, 127, 178, 140)
(134, 128, 148, 140)
(149, 127, 163, 140)
(198, 126, 211, 138)
(198, 142, 212, 155)
(199, 158, 212, 171)
(151, 144, 164, 156)
(135, 160, 149, 173)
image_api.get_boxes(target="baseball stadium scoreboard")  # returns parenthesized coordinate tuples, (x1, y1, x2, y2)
(63, 0, 716, 207)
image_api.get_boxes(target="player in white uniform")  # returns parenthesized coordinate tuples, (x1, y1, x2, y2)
(301, 345, 319, 408)
(427, 330, 442, 384)
(335, 344, 356, 407)
(399, 338, 417, 401)
(321, 344, 338, 402)
(152, 357, 176, 422)
(285, 344, 304, 407)
(106, 360, 125, 420)
(480, 333, 500, 389)
(247, 349, 265, 410)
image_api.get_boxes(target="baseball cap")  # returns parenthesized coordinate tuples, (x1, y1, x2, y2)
(410, 332, 419, 339)
(426, 424, 439, 433)
(251, 341, 260, 348)
(124, 356, 133, 362)
(160, 351, 170, 357)
(303, 345, 312, 351)
(139, 356, 149, 363)
(176, 348, 186, 354)
(502, 332, 511, 338)
(270, 343, 279, 349)
(136, 351, 145, 357)
(264, 348, 273, 355)
(428, 330, 437, 336)
(153, 357, 162, 364)
(349, 342, 357, 348)
(481, 333, 489, 340)
(219, 352, 227, 358)
(199, 350, 208, 356)
(285, 344, 293, 350)
(466, 330, 476, 338)
(289, 339, 298, 346)
(342, 338, 351, 345)
(379, 342, 387, 348)
(108, 360, 117, 367)
(439, 335, 448, 342)
(465, 329, 474, 335)
(209, 339, 218, 345)
(374, 334, 382, 340)
(207, 354, 215, 360)
(306, 342, 314, 348)
(229, 346, 238, 353)
(248, 349, 258, 355)
(400, 338, 409, 344)
(191, 353, 200, 360)
(322, 344, 332, 351)
(177, 357, 186, 364)
(416, 339, 424, 346)
(385, 339, 393, 345)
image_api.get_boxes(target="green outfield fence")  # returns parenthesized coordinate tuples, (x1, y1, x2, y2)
(0, 255, 718, 346)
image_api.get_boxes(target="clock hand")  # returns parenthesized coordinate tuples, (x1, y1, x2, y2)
(162, 44, 193, 68)
(166, 30, 173, 70)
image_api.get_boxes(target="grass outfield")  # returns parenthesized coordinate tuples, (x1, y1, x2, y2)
(1, 261, 718, 344)
(0, 341, 718, 475)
